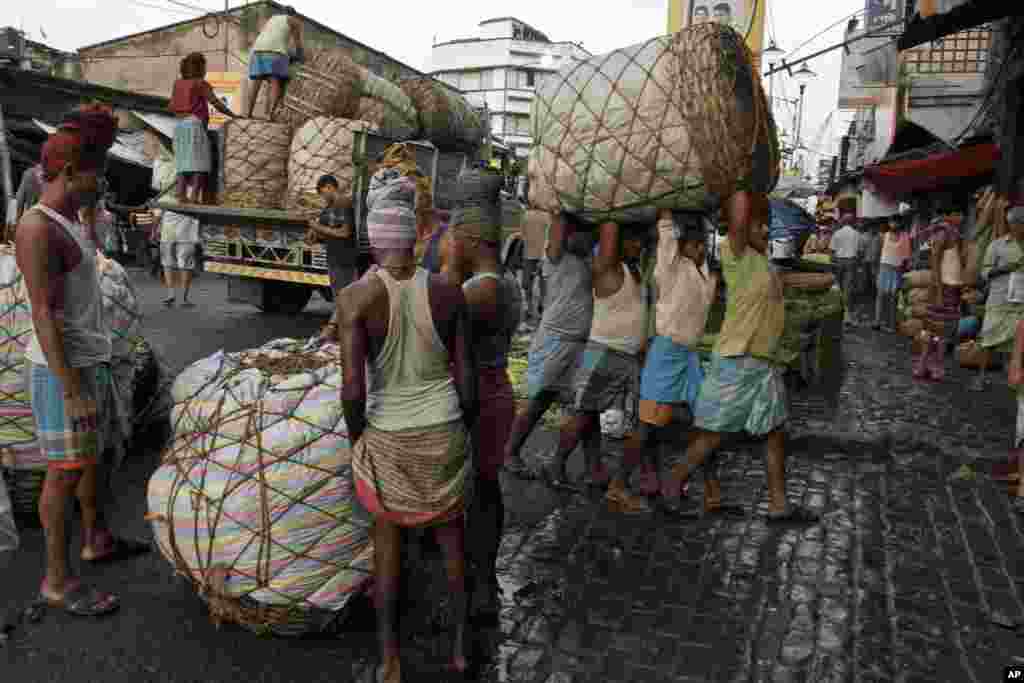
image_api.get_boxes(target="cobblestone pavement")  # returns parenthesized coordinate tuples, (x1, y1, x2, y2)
(1, 272, 1022, 682)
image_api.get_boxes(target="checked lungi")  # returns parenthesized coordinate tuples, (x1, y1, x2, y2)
(570, 341, 641, 432)
(693, 354, 788, 437)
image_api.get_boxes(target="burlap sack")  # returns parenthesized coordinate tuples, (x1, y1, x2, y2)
(286, 117, 377, 217)
(221, 119, 290, 210)
(529, 23, 778, 224)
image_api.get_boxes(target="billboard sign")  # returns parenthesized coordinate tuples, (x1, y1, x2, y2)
(206, 72, 242, 130)
(865, 0, 904, 31)
(682, 0, 767, 73)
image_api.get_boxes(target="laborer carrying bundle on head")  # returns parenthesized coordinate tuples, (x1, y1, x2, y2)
(442, 164, 521, 623)
(612, 209, 725, 515)
(168, 52, 237, 204)
(339, 142, 478, 683)
(973, 203, 1024, 391)
(658, 191, 819, 524)
(245, 6, 304, 121)
(913, 201, 966, 382)
(539, 218, 651, 504)
(503, 211, 595, 477)
(15, 106, 149, 619)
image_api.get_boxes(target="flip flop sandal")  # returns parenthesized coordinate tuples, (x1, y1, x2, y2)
(41, 582, 119, 617)
(766, 505, 821, 525)
(162, 297, 175, 307)
(82, 534, 152, 564)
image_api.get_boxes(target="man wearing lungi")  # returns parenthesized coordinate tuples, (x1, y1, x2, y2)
(443, 166, 522, 622)
(540, 219, 650, 503)
(504, 212, 595, 477)
(617, 210, 725, 516)
(659, 191, 819, 524)
(972, 205, 1023, 390)
(16, 109, 139, 617)
(914, 203, 966, 381)
(245, 6, 304, 121)
(340, 151, 478, 683)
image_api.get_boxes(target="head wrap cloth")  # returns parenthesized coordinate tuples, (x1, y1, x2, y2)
(366, 144, 427, 251)
(40, 105, 117, 179)
(449, 167, 503, 244)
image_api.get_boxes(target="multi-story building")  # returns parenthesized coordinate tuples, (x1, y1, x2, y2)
(0, 27, 81, 79)
(429, 17, 589, 158)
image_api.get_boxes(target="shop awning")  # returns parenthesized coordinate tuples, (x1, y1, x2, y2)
(862, 142, 1000, 197)
(33, 119, 151, 169)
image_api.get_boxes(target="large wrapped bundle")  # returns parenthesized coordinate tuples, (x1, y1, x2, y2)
(221, 119, 291, 210)
(779, 272, 835, 292)
(97, 254, 141, 464)
(529, 24, 779, 224)
(399, 78, 485, 152)
(286, 117, 377, 217)
(277, 50, 365, 129)
(0, 248, 39, 477)
(355, 71, 420, 140)
(147, 339, 373, 636)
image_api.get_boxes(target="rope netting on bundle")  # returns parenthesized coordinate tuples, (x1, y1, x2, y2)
(277, 49, 365, 130)
(221, 119, 291, 210)
(529, 23, 779, 225)
(147, 338, 373, 636)
(399, 78, 485, 153)
(286, 117, 377, 217)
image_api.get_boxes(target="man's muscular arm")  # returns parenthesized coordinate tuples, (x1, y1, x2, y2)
(450, 291, 479, 432)
(593, 221, 623, 298)
(338, 287, 368, 445)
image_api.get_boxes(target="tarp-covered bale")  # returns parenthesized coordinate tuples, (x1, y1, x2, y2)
(147, 338, 373, 636)
(399, 78, 486, 152)
(0, 247, 40, 477)
(529, 23, 779, 224)
(286, 117, 377, 217)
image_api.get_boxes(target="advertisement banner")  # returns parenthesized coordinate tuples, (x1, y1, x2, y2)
(865, 0, 904, 31)
(673, 0, 768, 73)
(206, 72, 242, 129)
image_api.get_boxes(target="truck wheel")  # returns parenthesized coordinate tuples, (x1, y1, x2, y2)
(259, 280, 313, 315)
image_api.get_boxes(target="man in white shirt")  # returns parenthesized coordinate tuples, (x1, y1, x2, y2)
(831, 210, 862, 325)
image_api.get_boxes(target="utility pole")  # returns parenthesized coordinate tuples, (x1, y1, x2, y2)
(0, 103, 14, 236)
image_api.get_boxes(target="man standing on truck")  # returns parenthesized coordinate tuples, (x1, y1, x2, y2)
(307, 174, 357, 341)
(245, 6, 304, 122)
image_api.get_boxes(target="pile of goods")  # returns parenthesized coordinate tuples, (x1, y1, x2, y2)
(0, 248, 160, 521)
(221, 119, 292, 210)
(528, 23, 779, 224)
(900, 270, 933, 337)
(286, 117, 377, 217)
(147, 338, 373, 636)
(399, 78, 486, 153)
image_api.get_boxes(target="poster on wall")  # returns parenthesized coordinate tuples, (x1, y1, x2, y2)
(206, 72, 242, 129)
(683, 0, 767, 72)
(865, 0, 904, 31)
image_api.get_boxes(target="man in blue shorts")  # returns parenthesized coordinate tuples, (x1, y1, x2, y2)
(245, 6, 304, 121)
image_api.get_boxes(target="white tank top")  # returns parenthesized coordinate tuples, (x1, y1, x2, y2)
(251, 15, 291, 55)
(590, 264, 649, 355)
(940, 247, 963, 286)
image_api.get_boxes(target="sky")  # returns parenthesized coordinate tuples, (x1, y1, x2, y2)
(15, 0, 864, 169)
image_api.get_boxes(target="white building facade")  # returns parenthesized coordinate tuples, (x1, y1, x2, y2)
(429, 17, 590, 158)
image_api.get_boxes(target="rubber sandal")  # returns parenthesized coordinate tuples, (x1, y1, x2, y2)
(162, 297, 175, 307)
(82, 533, 151, 564)
(41, 582, 119, 617)
(766, 505, 820, 525)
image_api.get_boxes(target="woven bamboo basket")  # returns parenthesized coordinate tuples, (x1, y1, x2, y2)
(286, 117, 377, 217)
(399, 78, 485, 152)
(529, 23, 779, 224)
(780, 272, 835, 292)
(277, 49, 363, 129)
(221, 119, 291, 210)
(147, 339, 374, 636)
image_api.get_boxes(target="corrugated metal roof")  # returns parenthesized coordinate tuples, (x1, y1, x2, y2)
(33, 119, 151, 168)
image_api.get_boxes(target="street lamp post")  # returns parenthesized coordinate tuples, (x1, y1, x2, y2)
(762, 40, 784, 104)
(792, 62, 817, 174)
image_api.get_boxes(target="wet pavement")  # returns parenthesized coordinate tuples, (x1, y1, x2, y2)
(1, 269, 1022, 682)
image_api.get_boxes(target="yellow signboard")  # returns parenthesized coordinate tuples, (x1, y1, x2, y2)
(205, 72, 242, 129)
(667, 0, 768, 74)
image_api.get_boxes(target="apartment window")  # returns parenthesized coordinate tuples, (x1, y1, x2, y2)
(509, 69, 536, 89)
(462, 71, 482, 91)
(903, 25, 991, 76)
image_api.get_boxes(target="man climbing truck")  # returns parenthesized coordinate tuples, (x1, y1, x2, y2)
(154, 132, 473, 314)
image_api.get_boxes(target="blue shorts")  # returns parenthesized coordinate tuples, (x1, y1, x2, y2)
(249, 51, 290, 80)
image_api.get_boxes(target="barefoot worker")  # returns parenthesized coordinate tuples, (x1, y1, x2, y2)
(542, 219, 650, 505)
(245, 6, 304, 121)
(340, 152, 478, 683)
(444, 165, 521, 622)
(504, 212, 594, 476)
(659, 192, 819, 524)
(618, 210, 724, 515)
(16, 108, 146, 618)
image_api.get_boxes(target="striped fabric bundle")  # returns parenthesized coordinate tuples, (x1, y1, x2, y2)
(147, 338, 374, 634)
(0, 248, 40, 470)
